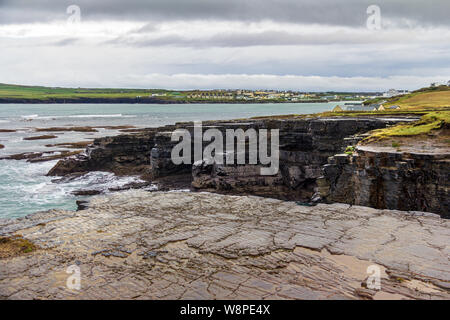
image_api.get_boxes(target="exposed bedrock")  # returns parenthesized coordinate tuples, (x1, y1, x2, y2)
(47, 129, 158, 177)
(189, 117, 413, 200)
(318, 148, 450, 217)
(45, 116, 450, 215)
(0, 191, 449, 300)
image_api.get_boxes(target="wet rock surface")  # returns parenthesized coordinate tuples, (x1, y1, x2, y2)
(0, 191, 448, 300)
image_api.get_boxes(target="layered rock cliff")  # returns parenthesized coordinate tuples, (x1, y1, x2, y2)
(189, 118, 401, 200)
(47, 128, 159, 177)
(318, 145, 450, 217)
(47, 115, 449, 216)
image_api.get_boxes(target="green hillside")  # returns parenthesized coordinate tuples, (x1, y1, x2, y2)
(365, 85, 450, 109)
(0, 83, 174, 102)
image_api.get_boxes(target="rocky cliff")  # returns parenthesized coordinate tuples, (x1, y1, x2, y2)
(189, 118, 401, 200)
(47, 128, 159, 177)
(318, 146, 450, 217)
(47, 115, 449, 216)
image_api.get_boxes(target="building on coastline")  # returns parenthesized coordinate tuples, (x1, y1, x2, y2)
(332, 105, 343, 112)
(150, 93, 167, 97)
(343, 102, 378, 112)
(383, 89, 409, 98)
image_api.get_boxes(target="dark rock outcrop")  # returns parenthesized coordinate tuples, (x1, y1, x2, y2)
(47, 115, 449, 216)
(318, 148, 450, 217)
(190, 118, 406, 201)
(47, 129, 158, 176)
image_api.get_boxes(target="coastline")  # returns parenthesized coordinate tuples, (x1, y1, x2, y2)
(0, 98, 329, 104)
(0, 109, 449, 300)
(46, 111, 449, 217)
(0, 103, 344, 218)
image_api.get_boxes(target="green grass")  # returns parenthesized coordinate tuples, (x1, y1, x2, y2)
(364, 111, 450, 142)
(0, 235, 37, 258)
(364, 85, 450, 109)
(0, 83, 178, 101)
(345, 146, 355, 155)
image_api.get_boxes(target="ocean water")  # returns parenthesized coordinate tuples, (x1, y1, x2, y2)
(0, 102, 342, 218)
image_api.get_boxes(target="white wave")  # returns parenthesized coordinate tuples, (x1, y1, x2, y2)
(21, 114, 39, 120)
(0, 160, 146, 219)
(68, 114, 129, 118)
(64, 171, 145, 191)
(144, 185, 159, 191)
(0, 120, 10, 123)
(18, 114, 136, 121)
(168, 189, 190, 193)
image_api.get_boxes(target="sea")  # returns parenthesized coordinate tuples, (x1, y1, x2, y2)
(0, 102, 344, 218)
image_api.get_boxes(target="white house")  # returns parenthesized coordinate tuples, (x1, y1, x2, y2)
(383, 89, 409, 98)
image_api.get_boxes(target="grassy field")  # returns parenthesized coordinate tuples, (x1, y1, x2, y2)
(363, 110, 450, 142)
(0, 83, 174, 101)
(385, 86, 450, 109)
(363, 85, 450, 110)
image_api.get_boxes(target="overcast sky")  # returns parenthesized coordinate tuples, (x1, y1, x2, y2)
(1, 0, 449, 91)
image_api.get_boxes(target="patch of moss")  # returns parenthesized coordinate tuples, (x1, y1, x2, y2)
(345, 146, 355, 155)
(391, 142, 400, 148)
(0, 235, 37, 259)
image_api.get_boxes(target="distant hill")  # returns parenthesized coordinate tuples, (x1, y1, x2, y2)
(365, 85, 450, 109)
(0, 83, 174, 103)
(385, 85, 450, 109)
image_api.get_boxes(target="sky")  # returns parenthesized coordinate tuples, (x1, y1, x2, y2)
(1, 0, 450, 91)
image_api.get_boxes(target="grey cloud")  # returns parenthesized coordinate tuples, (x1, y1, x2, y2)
(1, 0, 450, 28)
(107, 29, 446, 48)
(1, 0, 450, 91)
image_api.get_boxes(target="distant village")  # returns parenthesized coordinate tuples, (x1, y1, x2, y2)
(143, 80, 450, 109)
(149, 89, 381, 103)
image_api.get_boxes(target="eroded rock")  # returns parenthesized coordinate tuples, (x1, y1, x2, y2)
(319, 146, 450, 217)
